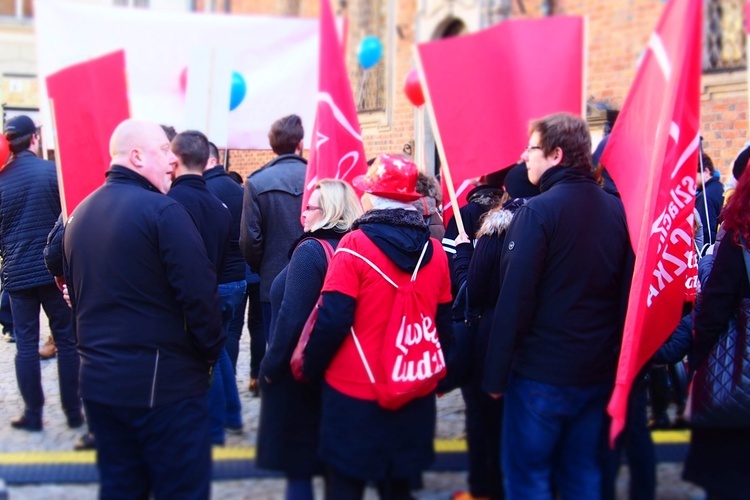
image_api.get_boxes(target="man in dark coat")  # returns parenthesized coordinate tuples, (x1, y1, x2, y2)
(203, 142, 250, 371)
(168, 130, 241, 445)
(482, 113, 634, 499)
(63, 120, 224, 499)
(695, 152, 724, 252)
(240, 114, 306, 343)
(0, 115, 81, 432)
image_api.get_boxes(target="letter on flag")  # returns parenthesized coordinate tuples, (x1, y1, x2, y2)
(46, 50, 130, 219)
(416, 16, 584, 225)
(302, 0, 367, 209)
(602, 0, 702, 441)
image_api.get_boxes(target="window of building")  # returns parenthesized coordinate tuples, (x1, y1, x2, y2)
(349, 0, 387, 113)
(704, 0, 746, 71)
(114, 0, 151, 7)
(0, 0, 33, 19)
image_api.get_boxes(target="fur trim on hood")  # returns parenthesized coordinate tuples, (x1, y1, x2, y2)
(476, 197, 528, 238)
(476, 207, 515, 238)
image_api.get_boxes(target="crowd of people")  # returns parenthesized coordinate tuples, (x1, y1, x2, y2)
(0, 109, 748, 500)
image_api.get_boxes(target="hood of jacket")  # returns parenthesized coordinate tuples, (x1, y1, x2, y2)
(476, 197, 530, 238)
(353, 209, 432, 273)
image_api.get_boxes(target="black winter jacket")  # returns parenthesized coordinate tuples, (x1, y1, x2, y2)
(204, 166, 246, 283)
(0, 151, 61, 291)
(64, 166, 224, 408)
(240, 154, 306, 301)
(695, 176, 724, 247)
(168, 174, 231, 275)
(482, 166, 634, 394)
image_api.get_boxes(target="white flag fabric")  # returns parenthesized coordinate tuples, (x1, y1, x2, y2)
(34, 0, 320, 149)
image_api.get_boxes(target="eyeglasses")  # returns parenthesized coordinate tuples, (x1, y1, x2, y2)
(524, 146, 543, 153)
(305, 205, 322, 212)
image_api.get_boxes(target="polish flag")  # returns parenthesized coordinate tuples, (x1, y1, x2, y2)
(302, 0, 367, 209)
(602, 0, 702, 442)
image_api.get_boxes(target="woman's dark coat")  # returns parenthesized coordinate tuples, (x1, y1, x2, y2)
(255, 229, 344, 476)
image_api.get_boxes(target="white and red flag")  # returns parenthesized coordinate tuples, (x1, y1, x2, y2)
(34, 0, 320, 149)
(302, 0, 367, 209)
(602, 0, 702, 441)
(416, 16, 584, 225)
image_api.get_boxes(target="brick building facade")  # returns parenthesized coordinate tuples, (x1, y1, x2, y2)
(2, 1, 745, 181)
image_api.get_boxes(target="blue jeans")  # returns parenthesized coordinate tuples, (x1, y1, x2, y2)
(84, 396, 211, 500)
(207, 281, 246, 443)
(9, 284, 81, 424)
(0, 288, 13, 334)
(219, 280, 247, 371)
(502, 373, 611, 500)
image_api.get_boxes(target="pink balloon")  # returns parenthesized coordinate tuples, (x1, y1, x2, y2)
(404, 69, 425, 107)
(179, 67, 188, 94)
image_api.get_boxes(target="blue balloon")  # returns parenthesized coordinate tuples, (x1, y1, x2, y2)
(230, 72, 246, 111)
(357, 36, 383, 70)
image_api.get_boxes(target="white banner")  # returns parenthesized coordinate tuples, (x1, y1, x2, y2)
(34, 0, 320, 149)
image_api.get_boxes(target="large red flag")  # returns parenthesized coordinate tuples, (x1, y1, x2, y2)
(417, 16, 584, 225)
(303, 0, 367, 210)
(46, 50, 130, 218)
(602, 0, 702, 441)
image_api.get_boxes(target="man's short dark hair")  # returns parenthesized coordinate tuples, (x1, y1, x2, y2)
(208, 142, 220, 162)
(530, 113, 592, 172)
(268, 114, 303, 155)
(161, 125, 177, 142)
(700, 152, 715, 175)
(171, 130, 209, 172)
(9, 134, 34, 154)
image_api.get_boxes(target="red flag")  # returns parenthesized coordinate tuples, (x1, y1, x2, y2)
(46, 50, 130, 218)
(417, 16, 584, 224)
(602, 0, 702, 442)
(303, 0, 367, 211)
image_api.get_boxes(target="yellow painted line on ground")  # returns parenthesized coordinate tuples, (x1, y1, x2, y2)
(0, 451, 96, 465)
(0, 432, 689, 466)
(652, 429, 690, 444)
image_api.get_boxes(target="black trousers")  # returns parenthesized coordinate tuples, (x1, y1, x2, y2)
(84, 396, 212, 500)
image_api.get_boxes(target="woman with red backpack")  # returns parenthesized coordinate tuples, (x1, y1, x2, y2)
(302, 154, 454, 499)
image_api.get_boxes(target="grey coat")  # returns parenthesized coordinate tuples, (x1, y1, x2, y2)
(239, 154, 306, 302)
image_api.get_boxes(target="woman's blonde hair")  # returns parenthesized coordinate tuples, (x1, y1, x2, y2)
(308, 179, 363, 233)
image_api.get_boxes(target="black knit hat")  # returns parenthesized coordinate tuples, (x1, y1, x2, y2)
(733, 145, 750, 180)
(503, 162, 540, 199)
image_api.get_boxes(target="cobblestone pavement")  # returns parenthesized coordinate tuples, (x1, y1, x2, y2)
(0, 313, 706, 499)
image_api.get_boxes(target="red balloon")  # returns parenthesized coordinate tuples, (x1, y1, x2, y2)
(0, 135, 9, 170)
(404, 69, 425, 107)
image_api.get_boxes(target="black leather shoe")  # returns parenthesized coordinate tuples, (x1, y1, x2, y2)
(10, 416, 42, 432)
(73, 432, 96, 451)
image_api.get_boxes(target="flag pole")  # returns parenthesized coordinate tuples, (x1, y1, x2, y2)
(48, 98, 68, 221)
(413, 47, 465, 236)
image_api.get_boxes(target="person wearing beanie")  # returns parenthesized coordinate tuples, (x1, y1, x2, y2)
(301, 154, 453, 498)
(450, 162, 539, 500)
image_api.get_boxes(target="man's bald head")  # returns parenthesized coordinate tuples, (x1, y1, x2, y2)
(109, 119, 176, 194)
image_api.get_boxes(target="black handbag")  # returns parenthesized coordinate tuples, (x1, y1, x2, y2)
(438, 280, 479, 392)
(690, 246, 750, 428)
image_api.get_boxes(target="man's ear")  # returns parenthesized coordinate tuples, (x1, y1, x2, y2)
(551, 147, 563, 167)
(129, 148, 143, 168)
